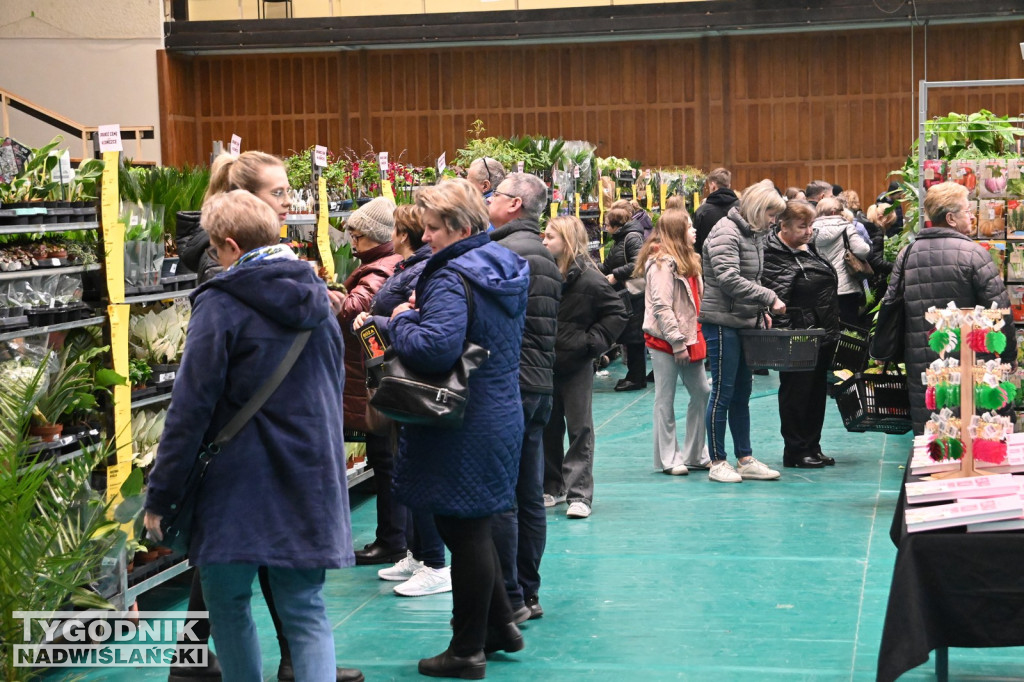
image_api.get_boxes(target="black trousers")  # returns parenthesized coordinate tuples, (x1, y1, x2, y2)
(777, 343, 833, 457)
(434, 514, 514, 656)
(623, 342, 647, 383)
(366, 431, 410, 550)
(183, 566, 289, 657)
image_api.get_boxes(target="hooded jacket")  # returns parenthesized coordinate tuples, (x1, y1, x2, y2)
(555, 255, 628, 371)
(490, 217, 563, 395)
(694, 188, 739, 256)
(386, 232, 530, 517)
(699, 207, 780, 329)
(175, 211, 222, 284)
(600, 219, 647, 344)
(145, 257, 352, 569)
(882, 227, 1015, 434)
(811, 214, 872, 296)
(642, 255, 703, 352)
(337, 241, 403, 432)
(762, 231, 840, 341)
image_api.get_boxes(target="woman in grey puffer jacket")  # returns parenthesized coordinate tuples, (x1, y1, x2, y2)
(881, 181, 1015, 434)
(699, 180, 787, 484)
(811, 197, 871, 325)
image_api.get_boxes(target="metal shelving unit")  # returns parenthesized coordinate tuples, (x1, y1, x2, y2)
(0, 314, 106, 343)
(0, 220, 99, 236)
(123, 288, 197, 305)
(0, 263, 102, 281)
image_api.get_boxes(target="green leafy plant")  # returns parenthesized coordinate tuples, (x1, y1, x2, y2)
(128, 357, 152, 387)
(29, 346, 110, 428)
(0, 362, 125, 680)
(118, 163, 210, 238)
(70, 158, 105, 202)
(284, 146, 315, 193)
(129, 305, 190, 366)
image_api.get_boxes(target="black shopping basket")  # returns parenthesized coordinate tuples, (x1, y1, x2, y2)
(829, 369, 912, 434)
(830, 323, 871, 373)
(738, 328, 826, 372)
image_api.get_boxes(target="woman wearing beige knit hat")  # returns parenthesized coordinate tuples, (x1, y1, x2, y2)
(329, 196, 409, 565)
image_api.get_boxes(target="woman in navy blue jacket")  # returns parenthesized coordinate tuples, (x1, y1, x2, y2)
(144, 190, 355, 681)
(373, 179, 530, 679)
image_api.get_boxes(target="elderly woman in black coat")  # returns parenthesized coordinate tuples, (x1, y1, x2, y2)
(763, 200, 840, 468)
(881, 181, 1015, 434)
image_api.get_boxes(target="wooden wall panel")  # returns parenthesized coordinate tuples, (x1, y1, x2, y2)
(160, 20, 1024, 198)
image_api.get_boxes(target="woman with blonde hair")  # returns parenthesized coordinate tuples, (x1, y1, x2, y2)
(541, 217, 627, 518)
(635, 209, 711, 475)
(700, 179, 787, 483)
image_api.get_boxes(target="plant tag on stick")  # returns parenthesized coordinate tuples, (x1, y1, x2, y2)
(230, 134, 241, 155)
(314, 145, 328, 167)
(98, 124, 123, 152)
(437, 152, 446, 175)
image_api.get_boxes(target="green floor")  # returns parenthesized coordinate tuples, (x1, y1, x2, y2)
(47, 364, 1024, 681)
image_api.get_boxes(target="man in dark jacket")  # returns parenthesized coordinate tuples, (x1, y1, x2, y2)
(693, 168, 738, 257)
(488, 172, 563, 622)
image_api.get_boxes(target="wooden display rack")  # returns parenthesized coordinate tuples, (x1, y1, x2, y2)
(933, 307, 1012, 479)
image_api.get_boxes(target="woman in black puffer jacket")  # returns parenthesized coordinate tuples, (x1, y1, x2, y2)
(541, 216, 628, 518)
(601, 201, 648, 391)
(763, 200, 840, 469)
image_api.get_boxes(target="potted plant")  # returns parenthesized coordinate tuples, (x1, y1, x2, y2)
(129, 305, 189, 384)
(28, 345, 108, 442)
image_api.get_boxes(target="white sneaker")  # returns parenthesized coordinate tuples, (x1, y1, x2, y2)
(393, 566, 452, 597)
(736, 457, 781, 481)
(377, 552, 423, 582)
(543, 493, 566, 508)
(709, 461, 742, 483)
(662, 465, 690, 476)
(566, 501, 592, 519)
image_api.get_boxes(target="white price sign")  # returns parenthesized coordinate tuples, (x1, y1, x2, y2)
(51, 150, 73, 184)
(314, 145, 328, 167)
(98, 124, 123, 152)
(378, 151, 389, 175)
(516, 161, 525, 173)
(572, 165, 580, 178)
(230, 134, 241, 155)
(437, 152, 446, 175)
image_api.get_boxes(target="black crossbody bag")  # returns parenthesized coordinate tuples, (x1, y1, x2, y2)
(159, 329, 312, 551)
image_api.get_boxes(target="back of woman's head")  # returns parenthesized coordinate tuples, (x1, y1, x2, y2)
(202, 189, 280, 253)
(924, 181, 969, 227)
(815, 197, 843, 217)
(394, 204, 426, 250)
(546, 216, 592, 275)
(839, 190, 861, 212)
(635, 209, 700, 278)
(665, 195, 687, 211)
(205, 151, 283, 202)
(415, 178, 488, 235)
(606, 206, 631, 229)
(867, 203, 896, 229)
(738, 179, 786, 232)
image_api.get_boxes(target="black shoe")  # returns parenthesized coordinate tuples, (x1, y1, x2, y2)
(484, 622, 524, 655)
(815, 449, 836, 466)
(169, 651, 221, 681)
(354, 541, 408, 566)
(524, 594, 544, 620)
(645, 370, 655, 383)
(782, 452, 825, 469)
(511, 605, 531, 625)
(614, 379, 647, 392)
(418, 649, 486, 679)
(277, 658, 364, 682)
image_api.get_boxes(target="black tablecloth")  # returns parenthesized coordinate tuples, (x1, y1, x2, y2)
(876, 460, 1024, 681)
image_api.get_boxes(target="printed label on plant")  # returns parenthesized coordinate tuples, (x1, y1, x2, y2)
(230, 134, 241, 155)
(314, 145, 328, 167)
(378, 151, 388, 175)
(437, 152, 446, 174)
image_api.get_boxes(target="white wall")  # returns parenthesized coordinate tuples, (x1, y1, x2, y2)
(0, 0, 164, 162)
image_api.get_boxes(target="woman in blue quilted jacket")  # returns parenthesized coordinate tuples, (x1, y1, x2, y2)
(377, 178, 531, 680)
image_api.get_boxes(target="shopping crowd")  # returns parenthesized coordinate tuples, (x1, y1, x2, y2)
(141, 151, 1013, 681)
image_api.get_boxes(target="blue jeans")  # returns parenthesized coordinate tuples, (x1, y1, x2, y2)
(492, 391, 552, 608)
(704, 324, 753, 462)
(200, 564, 336, 682)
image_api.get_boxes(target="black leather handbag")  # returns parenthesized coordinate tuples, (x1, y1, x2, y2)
(369, 272, 490, 427)
(159, 329, 311, 552)
(869, 242, 915, 363)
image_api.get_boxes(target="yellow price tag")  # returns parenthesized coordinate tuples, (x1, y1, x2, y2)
(316, 176, 334, 281)
(106, 460, 132, 503)
(550, 202, 559, 219)
(381, 179, 395, 202)
(574, 194, 581, 219)
(101, 151, 124, 303)
(660, 184, 667, 211)
(694, 191, 701, 210)
(615, 187, 621, 202)
(107, 303, 133, 467)
(646, 184, 654, 211)
(632, 183, 638, 202)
